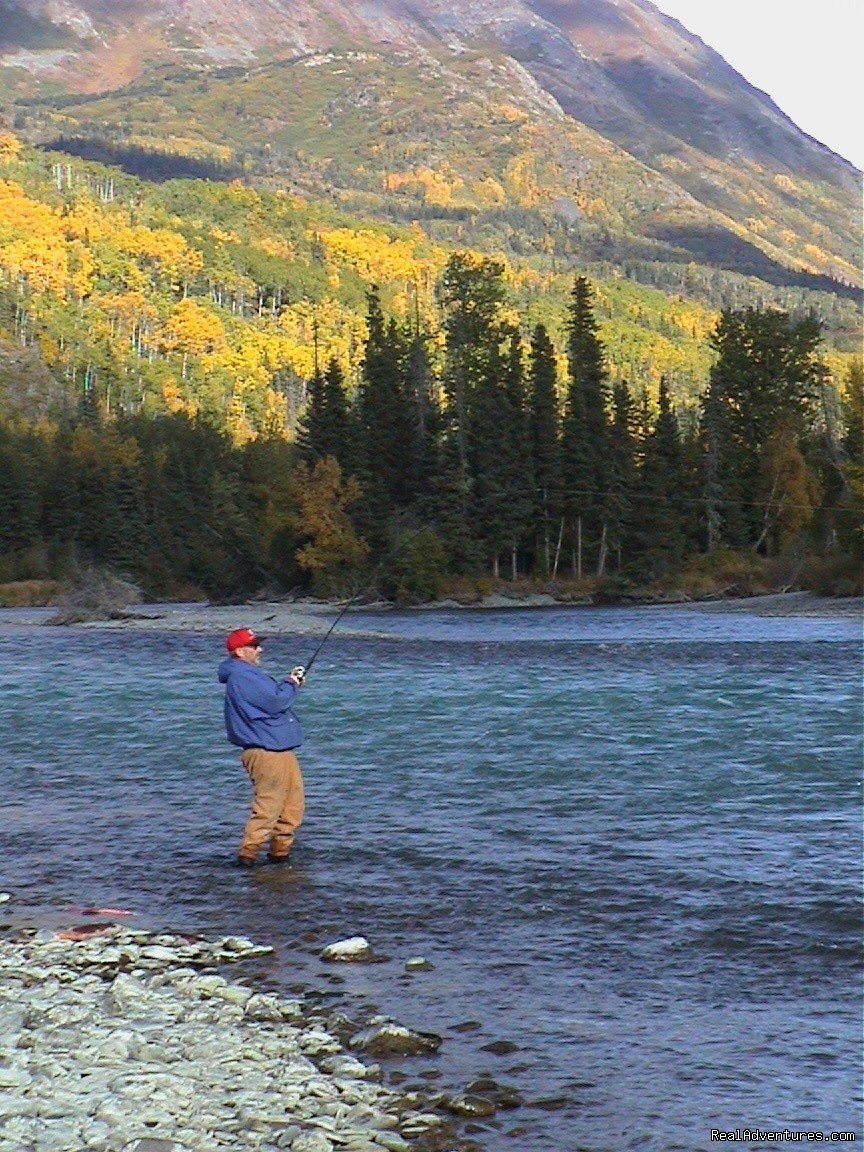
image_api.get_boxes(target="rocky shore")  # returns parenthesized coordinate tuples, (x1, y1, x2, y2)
(1, 588, 857, 638)
(0, 925, 488, 1152)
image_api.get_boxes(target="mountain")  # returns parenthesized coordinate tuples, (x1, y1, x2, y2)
(0, 0, 860, 298)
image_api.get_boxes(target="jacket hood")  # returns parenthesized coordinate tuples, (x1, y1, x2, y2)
(218, 656, 239, 683)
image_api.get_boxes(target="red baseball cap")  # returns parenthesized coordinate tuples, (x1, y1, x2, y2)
(226, 628, 263, 653)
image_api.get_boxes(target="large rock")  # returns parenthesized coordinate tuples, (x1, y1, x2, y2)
(321, 937, 374, 963)
(349, 1017, 441, 1057)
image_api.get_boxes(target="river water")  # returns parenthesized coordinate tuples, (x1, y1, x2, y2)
(1, 606, 861, 1151)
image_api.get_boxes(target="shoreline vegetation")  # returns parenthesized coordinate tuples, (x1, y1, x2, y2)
(0, 574, 860, 630)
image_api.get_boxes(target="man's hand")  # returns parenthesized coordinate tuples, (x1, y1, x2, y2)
(288, 666, 306, 686)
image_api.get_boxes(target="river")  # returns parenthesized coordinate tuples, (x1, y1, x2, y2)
(1, 605, 861, 1150)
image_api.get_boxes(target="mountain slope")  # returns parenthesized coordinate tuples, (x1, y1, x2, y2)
(0, 0, 860, 293)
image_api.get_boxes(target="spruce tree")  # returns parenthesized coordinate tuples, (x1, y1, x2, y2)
(502, 330, 535, 577)
(403, 330, 439, 510)
(561, 276, 609, 575)
(469, 334, 534, 577)
(635, 377, 687, 575)
(296, 364, 328, 465)
(321, 357, 355, 474)
(438, 252, 506, 477)
(357, 288, 412, 510)
(607, 381, 637, 572)
(706, 307, 825, 549)
(527, 323, 560, 573)
(470, 342, 513, 576)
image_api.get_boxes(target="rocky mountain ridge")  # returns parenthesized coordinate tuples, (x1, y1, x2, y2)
(0, 0, 860, 292)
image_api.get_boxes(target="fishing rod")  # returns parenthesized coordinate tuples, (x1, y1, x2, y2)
(291, 594, 360, 683)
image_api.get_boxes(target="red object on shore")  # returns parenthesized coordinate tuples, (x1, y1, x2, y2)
(55, 923, 117, 941)
(68, 907, 137, 917)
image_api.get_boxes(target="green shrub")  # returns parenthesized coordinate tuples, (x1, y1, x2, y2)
(383, 527, 449, 604)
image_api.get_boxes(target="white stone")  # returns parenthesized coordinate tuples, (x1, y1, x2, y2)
(140, 945, 181, 962)
(319, 1055, 370, 1080)
(320, 937, 372, 962)
(291, 1130, 334, 1152)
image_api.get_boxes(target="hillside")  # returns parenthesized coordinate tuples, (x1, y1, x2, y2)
(0, 0, 860, 302)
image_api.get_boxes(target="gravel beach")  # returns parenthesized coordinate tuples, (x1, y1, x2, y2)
(2, 589, 855, 638)
(0, 924, 464, 1152)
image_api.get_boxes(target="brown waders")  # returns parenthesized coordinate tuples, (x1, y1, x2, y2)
(238, 748, 305, 863)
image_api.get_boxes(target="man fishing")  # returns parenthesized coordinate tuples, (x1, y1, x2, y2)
(218, 628, 306, 868)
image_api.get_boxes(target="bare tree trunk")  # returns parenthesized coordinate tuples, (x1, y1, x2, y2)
(577, 517, 583, 580)
(551, 517, 565, 579)
(511, 542, 518, 581)
(542, 488, 550, 572)
(754, 476, 782, 553)
(596, 521, 608, 577)
(492, 553, 500, 579)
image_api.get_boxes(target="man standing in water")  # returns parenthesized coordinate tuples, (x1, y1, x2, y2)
(218, 628, 305, 867)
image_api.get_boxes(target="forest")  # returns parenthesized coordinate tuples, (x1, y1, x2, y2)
(0, 132, 861, 603)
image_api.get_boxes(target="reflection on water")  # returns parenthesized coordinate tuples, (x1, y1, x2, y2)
(1, 608, 861, 1151)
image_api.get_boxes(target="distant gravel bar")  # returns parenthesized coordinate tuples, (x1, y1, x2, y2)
(8, 589, 857, 636)
(0, 927, 449, 1152)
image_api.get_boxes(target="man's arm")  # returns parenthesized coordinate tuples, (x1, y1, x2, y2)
(237, 671, 298, 716)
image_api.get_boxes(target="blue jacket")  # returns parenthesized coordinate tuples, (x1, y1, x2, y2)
(218, 658, 303, 751)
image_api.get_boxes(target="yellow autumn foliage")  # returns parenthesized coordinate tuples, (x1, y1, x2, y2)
(0, 134, 22, 161)
(0, 182, 69, 296)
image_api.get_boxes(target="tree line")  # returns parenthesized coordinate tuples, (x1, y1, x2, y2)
(294, 258, 861, 597)
(1, 257, 860, 602)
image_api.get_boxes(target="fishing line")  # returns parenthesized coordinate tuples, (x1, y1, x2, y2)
(292, 590, 368, 682)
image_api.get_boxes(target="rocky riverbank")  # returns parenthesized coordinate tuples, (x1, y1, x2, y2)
(0, 924, 492, 1152)
(1, 588, 857, 637)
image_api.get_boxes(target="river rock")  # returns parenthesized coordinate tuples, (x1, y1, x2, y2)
(479, 1038, 520, 1055)
(321, 937, 374, 963)
(466, 1076, 524, 1108)
(244, 992, 286, 1021)
(291, 1130, 334, 1152)
(122, 1139, 186, 1152)
(319, 1054, 374, 1080)
(0, 929, 433, 1152)
(349, 1017, 442, 1056)
(443, 1092, 496, 1118)
(404, 956, 434, 971)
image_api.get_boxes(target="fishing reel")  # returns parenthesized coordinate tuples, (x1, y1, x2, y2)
(289, 666, 306, 684)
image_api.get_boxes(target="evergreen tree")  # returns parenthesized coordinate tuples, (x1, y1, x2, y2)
(357, 288, 412, 511)
(561, 276, 609, 575)
(322, 357, 355, 474)
(470, 343, 512, 576)
(706, 307, 825, 550)
(635, 377, 688, 576)
(297, 357, 356, 477)
(438, 252, 506, 477)
(296, 364, 327, 465)
(527, 323, 560, 573)
(431, 431, 478, 574)
(403, 330, 439, 510)
(606, 381, 637, 572)
(502, 330, 535, 577)
(0, 422, 42, 559)
(836, 357, 864, 569)
(469, 334, 533, 577)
